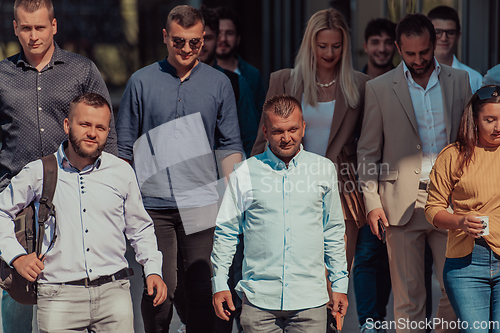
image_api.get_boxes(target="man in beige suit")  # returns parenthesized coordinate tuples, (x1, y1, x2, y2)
(357, 14, 471, 333)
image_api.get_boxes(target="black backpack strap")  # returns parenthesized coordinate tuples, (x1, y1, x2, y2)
(36, 155, 58, 257)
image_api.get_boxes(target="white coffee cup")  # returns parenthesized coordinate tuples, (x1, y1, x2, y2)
(477, 216, 489, 236)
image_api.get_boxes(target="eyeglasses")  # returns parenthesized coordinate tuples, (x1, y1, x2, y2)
(477, 86, 500, 100)
(435, 29, 458, 38)
(169, 36, 202, 50)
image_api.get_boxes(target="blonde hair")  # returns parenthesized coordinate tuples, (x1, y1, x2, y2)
(291, 8, 359, 108)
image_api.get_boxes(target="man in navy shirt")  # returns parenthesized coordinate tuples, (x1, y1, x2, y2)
(116, 5, 243, 333)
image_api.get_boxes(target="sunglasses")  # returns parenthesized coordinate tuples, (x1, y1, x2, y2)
(169, 36, 202, 50)
(435, 29, 458, 38)
(477, 86, 500, 100)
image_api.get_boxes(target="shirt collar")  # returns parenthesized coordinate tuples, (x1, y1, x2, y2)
(57, 141, 102, 173)
(452, 54, 460, 68)
(160, 57, 202, 79)
(16, 42, 65, 69)
(403, 57, 441, 81)
(262, 144, 304, 170)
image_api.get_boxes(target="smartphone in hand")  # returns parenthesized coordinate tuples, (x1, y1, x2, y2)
(378, 219, 386, 243)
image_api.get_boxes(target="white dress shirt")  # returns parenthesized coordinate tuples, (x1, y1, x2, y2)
(403, 58, 447, 181)
(0, 142, 163, 284)
(452, 54, 483, 93)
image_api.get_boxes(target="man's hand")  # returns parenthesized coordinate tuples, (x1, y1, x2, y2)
(367, 207, 389, 240)
(213, 290, 235, 321)
(11, 253, 44, 281)
(330, 292, 348, 317)
(146, 274, 167, 307)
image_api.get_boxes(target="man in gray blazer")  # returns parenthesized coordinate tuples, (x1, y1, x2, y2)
(357, 14, 471, 333)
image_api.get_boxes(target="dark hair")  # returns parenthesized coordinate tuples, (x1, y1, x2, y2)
(14, 0, 54, 21)
(200, 5, 219, 36)
(68, 93, 111, 121)
(215, 6, 242, 36)
(262, 94, 302, 127)
(456, 85, 500, 172)
(396, 13, 436, 46)
(166, 5, 204, 32)
(427, 5, 461, 32)
(364, 18, 396, 42)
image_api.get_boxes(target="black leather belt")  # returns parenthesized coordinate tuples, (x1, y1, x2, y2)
(65, 268, 134, 287)
(419, 181, 429, 192)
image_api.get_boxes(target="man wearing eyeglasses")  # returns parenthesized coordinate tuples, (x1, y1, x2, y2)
(428, 6, 483, 93)
(116, 5, 243, 333)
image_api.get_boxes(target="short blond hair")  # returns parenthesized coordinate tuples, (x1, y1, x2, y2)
(14, 0, 54, 21)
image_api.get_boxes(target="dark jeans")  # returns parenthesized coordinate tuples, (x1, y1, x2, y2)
(174, 235, 244, 333)
(352, 224, 392, 325)
(141, 209, 215, 333)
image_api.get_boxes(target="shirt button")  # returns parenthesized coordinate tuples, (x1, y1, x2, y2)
(82, 191, 85, 194)
(416, 145, 421, 150)
(286, 210, 289, 213)
(89, 269, 92, 273)
(86, 248, 90, 252)
(415, 168, 420, 174)
(83, 209, 86, 212)
(80, 177, 83, 180)
(286, 247, 290, 250)
(85, 229, 88, 233)
(287, 228, 290, 231)
(38, 107, 42, 111)
(37, 87, 41, 90)
(81, 186, 84, 189)
(40, 128, 44, 132)
(285, 283, 288, 286)
(178, 98, 181, 102)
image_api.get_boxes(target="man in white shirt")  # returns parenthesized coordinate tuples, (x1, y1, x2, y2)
(357, 14, 471, 333)
(0, 93, 167, 333)
(428, 5, 482, 93)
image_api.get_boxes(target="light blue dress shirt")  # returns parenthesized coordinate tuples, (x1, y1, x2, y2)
(0, 142, 163, 284)
(211, 146, 348, 311)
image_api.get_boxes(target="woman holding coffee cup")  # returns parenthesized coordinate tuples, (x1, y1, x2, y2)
(425, 85, 500, 331)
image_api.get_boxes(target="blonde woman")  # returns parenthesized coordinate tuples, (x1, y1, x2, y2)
(252, 8, 368, 274)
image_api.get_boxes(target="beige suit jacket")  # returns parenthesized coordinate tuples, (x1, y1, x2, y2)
(357, 62, 472, 226)
(251, 68, 369, 222)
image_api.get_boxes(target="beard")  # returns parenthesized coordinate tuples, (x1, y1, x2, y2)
(216, 42, 236, 60)
(68, 128, 106, 160)
(405, 58, 433, 76)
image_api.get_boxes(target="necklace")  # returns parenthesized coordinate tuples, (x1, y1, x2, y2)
(316, 78, 336, 88)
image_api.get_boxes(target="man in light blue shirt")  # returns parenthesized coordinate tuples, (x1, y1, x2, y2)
(211, 94, 348, 333)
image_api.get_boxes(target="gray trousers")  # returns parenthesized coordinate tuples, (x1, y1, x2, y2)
(240, 295, 327, 333)
(37, 280, 134, 333)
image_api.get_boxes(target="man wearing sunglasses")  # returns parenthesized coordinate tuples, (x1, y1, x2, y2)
(116, 5, 243, 333)
(428, 6, 483, 93)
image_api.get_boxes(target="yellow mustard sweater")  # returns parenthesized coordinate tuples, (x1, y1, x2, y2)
(425, 143, 500, 258)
